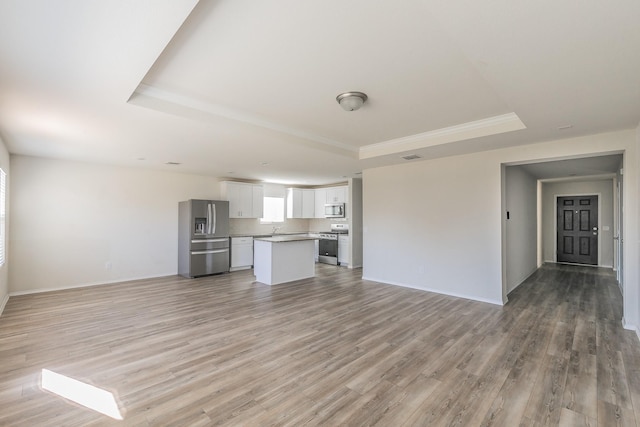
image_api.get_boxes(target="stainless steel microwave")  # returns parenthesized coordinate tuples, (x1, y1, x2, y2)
(324, 203, 345, 218)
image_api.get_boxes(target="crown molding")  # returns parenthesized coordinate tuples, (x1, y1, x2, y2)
(358, 112, 526, 159)
(129, 84, 358, 154)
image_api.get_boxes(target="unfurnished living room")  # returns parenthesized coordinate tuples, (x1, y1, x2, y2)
(1, 1, 640, 426)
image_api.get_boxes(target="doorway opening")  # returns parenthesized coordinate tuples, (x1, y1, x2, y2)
(502, 152, 623, 302)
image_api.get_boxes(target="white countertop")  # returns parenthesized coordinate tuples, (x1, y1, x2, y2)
(254, 235, 319, 243)
(231, 231, 347, 238)
(230, 232, 309, 238)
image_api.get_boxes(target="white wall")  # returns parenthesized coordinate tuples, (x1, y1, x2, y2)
(636, 122, 640, 337)
(364, 150, 504, 305)
(229, 218, 310, 236)
(9, 155, 220, 294)
(504, 166, 538, 293)
(541, 179, 614, 267)
(363, 130, 638, 321)
(0, 137, 9, 314)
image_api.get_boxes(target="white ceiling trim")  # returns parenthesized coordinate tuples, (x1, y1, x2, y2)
(539, 173, 617, 183)
(358, 112, 526, 160)
(130, 84, 358, 153)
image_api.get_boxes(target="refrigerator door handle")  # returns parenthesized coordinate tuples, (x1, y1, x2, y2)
(212, 203, 217, 235)
(192, 249, 229, 255)
(206, 203, 213, 235)
(191, 239, 228, 244)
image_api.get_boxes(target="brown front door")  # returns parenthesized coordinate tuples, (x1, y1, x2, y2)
(557, 195, 598, 265)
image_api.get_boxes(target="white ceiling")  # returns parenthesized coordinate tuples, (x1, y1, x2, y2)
(0, 0, 639, 185)
(516, 153, 622, 180)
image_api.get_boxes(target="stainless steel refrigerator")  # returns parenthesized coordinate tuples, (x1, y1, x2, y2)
(178, 199, 230, 278)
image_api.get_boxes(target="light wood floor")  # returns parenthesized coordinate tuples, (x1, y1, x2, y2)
(1, 263, 639, 426)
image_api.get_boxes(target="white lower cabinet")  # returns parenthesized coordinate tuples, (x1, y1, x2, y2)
(231, 237, 254, 271)
(338, 235, 349, 266)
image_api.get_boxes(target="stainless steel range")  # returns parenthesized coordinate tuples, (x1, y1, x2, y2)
(318, 224, 348, 265)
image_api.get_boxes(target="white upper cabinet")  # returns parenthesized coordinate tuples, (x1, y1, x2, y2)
(314, 188, 327, 218)
(313, 185, 348, 218)
(252, 185, 264, 218)
(220, 181, 264, 218)
(287, 188, 301, 218)
(287, 188, 315, 218)
(222, 181, 346, 219)
(326, 186, 348, 204)
(302, 189, 315, 218)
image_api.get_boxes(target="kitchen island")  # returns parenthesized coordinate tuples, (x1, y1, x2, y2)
(253, 235, 318, 285)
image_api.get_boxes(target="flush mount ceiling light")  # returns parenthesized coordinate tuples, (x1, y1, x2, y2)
(336, 91, 368, 111)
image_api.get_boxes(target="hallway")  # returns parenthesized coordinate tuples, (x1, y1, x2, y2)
(504, 263, 639, 426)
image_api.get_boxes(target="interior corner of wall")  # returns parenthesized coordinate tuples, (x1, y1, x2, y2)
(621, 317, 639, 336)
(0, 293, 9, 316)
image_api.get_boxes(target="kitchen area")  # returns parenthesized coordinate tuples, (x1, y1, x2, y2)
(178, 178, 363, 284)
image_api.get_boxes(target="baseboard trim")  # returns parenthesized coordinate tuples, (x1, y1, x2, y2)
(0, 293, 8, 316)
(9, 272, 177, 297)
(361, 275, 504, 306)
(621, 317, 640, 341)
(550, 261, 614, 269)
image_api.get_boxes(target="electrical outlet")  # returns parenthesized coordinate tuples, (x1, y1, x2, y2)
(105, 261, 112, 270)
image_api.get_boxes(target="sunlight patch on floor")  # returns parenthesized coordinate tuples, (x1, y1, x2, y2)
(41, 369, 123, 420)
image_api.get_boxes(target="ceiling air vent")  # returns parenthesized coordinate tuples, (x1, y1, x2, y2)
(401, 154, 421, 161)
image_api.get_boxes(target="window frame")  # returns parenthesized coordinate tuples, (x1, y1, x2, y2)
(260, 195, 285, 224)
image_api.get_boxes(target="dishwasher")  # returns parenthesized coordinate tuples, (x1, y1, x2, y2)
(230, 236, 254, 271)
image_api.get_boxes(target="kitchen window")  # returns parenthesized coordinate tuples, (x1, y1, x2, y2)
(261, 196, 284, 223)
(261, 183, 286, 224)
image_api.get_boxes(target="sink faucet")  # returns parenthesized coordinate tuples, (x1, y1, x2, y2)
(272, 226, 282, 234)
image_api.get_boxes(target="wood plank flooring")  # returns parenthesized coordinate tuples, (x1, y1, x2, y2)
(1, 263, 639, 426)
